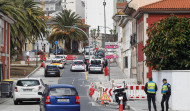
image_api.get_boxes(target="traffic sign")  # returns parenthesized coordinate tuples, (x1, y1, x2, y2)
(101, 92, 111, 101)
(55, 41, 58, 45)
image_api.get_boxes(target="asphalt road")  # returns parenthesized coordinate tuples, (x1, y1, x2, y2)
(0, 56, 129, 111)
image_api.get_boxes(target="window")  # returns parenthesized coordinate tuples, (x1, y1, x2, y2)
(0, 27, 4, 45)
(49, 88, 78, 96)
(50, 7, 54, 11)
(125, 56, 128, 68)
(16, 80, 40, 86)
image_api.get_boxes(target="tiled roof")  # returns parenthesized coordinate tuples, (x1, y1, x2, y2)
(117, 2, 128, 9)
(140, 0, 190, 11)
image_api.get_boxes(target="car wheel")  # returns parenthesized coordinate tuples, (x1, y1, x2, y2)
(88, 71, 91, 74)
(14, 100, 18, 105)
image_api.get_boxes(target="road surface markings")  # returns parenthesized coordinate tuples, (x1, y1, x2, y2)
(58, 69, 64, 80)
(85, 70, 87, 80)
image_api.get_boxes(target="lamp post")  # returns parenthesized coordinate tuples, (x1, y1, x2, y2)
(103, 0, 106, 48)
(90, 28, 100, 53)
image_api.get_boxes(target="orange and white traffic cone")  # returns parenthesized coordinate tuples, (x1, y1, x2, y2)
(119, 99, 123, 111)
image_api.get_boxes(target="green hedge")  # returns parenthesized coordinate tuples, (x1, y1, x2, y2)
(143, 16, 190, 70)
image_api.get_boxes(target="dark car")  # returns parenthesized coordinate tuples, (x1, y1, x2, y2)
(44, 65, 60, 77)
(54, 49, 64, 55)
(38, 84, 80, 111)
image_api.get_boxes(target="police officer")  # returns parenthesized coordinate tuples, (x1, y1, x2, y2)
(161, 79, 171, 111)
(144, 78, 157, 111)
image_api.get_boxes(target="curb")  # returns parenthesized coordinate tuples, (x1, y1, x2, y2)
(26, 65, 41, 78)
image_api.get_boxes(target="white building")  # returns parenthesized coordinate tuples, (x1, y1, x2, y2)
(62, 0, 85, 19)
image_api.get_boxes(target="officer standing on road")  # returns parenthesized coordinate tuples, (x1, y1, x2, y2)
(161, 79, 171, 111)
(144, 78, 158, 111)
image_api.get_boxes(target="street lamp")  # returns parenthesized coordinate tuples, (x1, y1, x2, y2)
(103, 0, 106, 47)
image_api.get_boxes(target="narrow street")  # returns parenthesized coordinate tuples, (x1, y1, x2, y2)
(0, 56, 131, 111)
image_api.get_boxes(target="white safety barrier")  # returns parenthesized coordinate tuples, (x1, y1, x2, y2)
(126, 85, 147, 99)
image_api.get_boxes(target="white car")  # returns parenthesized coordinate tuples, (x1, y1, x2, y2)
(55, 55, 66, 64)
(84, 51, 95, 60)
(88, 59, 104, 74)
(70, 60, 86, 72)
(13, 78, 46, 105)
(51, 59, 64, 69)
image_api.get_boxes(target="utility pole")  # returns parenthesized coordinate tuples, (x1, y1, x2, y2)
(103, 0, 106, 48)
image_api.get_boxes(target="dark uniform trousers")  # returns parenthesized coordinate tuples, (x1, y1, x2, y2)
(161, 94, 170, 111)
(147, 93, 157, 111)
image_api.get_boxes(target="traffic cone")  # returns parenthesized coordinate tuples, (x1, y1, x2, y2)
(119, 99, 123, 111)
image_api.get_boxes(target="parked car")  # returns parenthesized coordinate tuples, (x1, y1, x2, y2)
(55, 55, 66, 65)
(88, 59, 103, 74)
(53, 49, 64, 55)
(44, 65, 60, 77)
(13, 78, 46, 105)
(30, 50, 43, 55)
(51, 59, 64, 69)
(70, 60, 85, 72)
(38, 84, 80, 111)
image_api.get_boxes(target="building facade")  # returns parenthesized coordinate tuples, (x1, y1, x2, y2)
(0, 10, 15, 81)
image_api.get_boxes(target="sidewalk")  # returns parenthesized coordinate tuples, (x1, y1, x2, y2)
(128, 100, 173, 111)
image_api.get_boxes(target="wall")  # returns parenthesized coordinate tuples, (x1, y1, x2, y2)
(152, 70, 190, 110)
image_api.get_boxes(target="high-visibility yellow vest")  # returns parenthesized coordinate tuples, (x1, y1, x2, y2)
(147, 81, 156, 94)
(162, 83, 168, 94)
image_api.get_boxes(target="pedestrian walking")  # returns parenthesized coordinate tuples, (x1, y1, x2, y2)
(161, 79, 171, 111)
(103, 58, 108, 68)
(144, 78, 157, 111)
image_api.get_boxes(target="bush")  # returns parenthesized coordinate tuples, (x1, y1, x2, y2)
(143, 16, 190, 70)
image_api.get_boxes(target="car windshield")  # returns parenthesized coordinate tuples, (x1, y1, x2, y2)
(91, 60, 101, 65)
(74, 61, 84, 65)
(49, 87, 78, 96)
(17, 80, 40, 86)
(52, 60, 62, 63)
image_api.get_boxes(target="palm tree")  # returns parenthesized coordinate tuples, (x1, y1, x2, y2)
(0, 0, 46, 59)
(48, 10, 87, 53)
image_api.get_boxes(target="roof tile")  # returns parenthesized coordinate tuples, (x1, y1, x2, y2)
(140, 0, 190, 10)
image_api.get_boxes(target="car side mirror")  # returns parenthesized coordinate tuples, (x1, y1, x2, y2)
(38, 92, 43, 95)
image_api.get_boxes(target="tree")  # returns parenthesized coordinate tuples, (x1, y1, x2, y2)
(48, 10, 87, 53)
(143, 16, 190, 70)
(0, 0, 46, 59)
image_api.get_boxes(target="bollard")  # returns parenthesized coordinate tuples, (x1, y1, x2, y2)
(104, 67, 109, 76)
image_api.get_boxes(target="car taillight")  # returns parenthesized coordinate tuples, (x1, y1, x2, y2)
(82, 64, 85, 66)
(60, 63, 62, 64)
(15, 87, 18, 92)
(38, 86, 42, 91)
(72, 64, 75, 66)
(45, 96, 51, 104)
(76, 96, 80, 104)
(62, 59, 65, 60)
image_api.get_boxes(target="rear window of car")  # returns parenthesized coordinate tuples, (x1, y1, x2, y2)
(55, 56, 62, 59)
(74, 61, 84, 65)
(47, 65, 57, 69)
(91, 60, 101, 65)
(49, 88, 78, 96)
(17, 80, 40, 86)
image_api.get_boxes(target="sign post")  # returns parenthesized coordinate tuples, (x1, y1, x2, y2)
(55, 41, 58, 55)
(105, 42, 119, 81)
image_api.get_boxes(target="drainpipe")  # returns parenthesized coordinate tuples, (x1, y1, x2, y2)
(136, 19, 138, 82)
(9, 24, 10, 79)
(5, 22, 7, 79)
